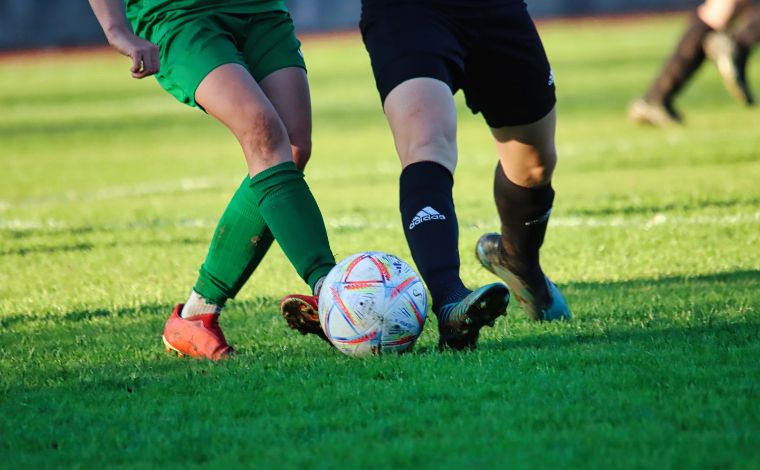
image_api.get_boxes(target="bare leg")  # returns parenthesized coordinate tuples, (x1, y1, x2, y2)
(259, 67, 313, 170)
(475, 106, 570, 321)
(382, 78, 465, 310)
(194, 63, 334, 291)
(491, 108, 556, 302)
(631, 0, 750, 125)
(383, 77, 458, 172)
(195, 63, 292, 177)
(698, 0, 747, 30)
(383, 77, 509, 349)
(491, 107, 557, 188)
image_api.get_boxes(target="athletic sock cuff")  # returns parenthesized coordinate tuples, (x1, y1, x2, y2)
(306, 264, 335, 294)
(495, 164, 555, 225)
(248, 161, 303, 205)
(194, 266, 232, 306)
(400, 161, 453, 199)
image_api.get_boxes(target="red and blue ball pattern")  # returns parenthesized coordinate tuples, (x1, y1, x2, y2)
(318, 252, 428, 356)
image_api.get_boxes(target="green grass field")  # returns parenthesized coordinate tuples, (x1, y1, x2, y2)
(1, 15, 759, 468)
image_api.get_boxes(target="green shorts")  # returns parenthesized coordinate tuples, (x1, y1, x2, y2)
(144, 10, 306, 108)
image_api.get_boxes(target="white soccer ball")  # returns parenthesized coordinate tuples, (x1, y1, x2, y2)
(318, 251, 428, 356)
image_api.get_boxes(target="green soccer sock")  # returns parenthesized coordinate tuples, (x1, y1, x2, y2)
(248, 161, 335, 291)
(193, 177, 275, 306)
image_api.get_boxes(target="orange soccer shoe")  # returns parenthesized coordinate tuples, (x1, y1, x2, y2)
(162, 304, 233, 361)
(280, 294, 330, 344)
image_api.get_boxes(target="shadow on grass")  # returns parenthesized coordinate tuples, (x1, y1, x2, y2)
(3, 269, 757, 355)
(0, 303, 166, 329)
(564, 196, 760, 218)
(562, 268, 759, 290)
(1, 268, 758, 403)
(0, 296, 280, 329)
(482, 317, 759, 353)
(0, 235, 207, 257)
(3, 268, 757, 328)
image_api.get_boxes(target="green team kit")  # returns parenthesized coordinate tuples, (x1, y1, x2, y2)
(111, 0, 336, 359)
(125, 0, 304, 107)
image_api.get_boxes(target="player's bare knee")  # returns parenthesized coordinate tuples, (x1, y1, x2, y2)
(528, 147, 557, 185)
(290, 138, 312, 170)
(401, 134, 457, 171)
(522, 163, 554, 187)
(238, 109, 289, 161)
(504, 145, 556, 187)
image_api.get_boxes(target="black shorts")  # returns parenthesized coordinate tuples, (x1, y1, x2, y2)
(360, 0, 556, 127)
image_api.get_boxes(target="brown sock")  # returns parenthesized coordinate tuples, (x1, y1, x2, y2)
(730, 7, 760, 104)
(644, 13, 713, 108)
(493, 162, 554, 300)
(733, 6, 760, 48)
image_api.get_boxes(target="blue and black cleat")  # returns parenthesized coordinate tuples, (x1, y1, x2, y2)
(476, 232, 571, 322)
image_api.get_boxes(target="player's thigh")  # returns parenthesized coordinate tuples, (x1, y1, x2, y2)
(360, 2, 464, 170)
(698, 0, 748, 29)
(259, 68, 312, 169)
(239, 11, 310, 167)
(384, 78, 458, 172)
(195, 63, 290, 173)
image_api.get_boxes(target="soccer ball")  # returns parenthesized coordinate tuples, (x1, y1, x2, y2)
(318, 251, 428, 356)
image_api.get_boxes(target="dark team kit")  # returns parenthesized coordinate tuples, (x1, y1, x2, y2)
(361, 0, 556, 127)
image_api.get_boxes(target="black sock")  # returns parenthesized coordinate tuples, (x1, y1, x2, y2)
(645, 13, 712, 106)
(732, 9, 760, 105)
(400, 161, 469, 313)
(493, 162, 554, 300)
(734, 7, 760, 48)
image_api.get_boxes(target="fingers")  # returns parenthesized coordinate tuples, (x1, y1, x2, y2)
(142, 45, 160, 76)
(130, 53, 143, 75)
(129, 43, 160, 79)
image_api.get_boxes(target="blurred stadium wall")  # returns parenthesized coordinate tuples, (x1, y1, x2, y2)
(0, 0, 697, 50)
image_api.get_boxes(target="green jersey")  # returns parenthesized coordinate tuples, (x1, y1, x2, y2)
(126, 0, 288, 35)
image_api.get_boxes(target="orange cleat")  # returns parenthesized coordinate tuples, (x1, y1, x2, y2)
(280, 294, 330, 344)
(162, 304, 233, 361)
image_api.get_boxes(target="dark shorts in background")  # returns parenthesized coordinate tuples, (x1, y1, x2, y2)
(360, 0, 556, 127)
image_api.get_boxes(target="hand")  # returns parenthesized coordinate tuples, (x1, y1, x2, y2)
(106, 27, 160, 79)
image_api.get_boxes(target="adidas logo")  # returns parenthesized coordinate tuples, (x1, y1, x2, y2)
(548, 69, 555, 87)
(409, 206, 446, 230)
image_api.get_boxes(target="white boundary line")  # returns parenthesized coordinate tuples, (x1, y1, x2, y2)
(1, 211, 758, 233)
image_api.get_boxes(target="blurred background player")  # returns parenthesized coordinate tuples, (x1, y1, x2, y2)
(359, 0, 571, 350)
(88, 0, 336, 360)
(707, 4, 760, 104)
(630, 0, 760, 125)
